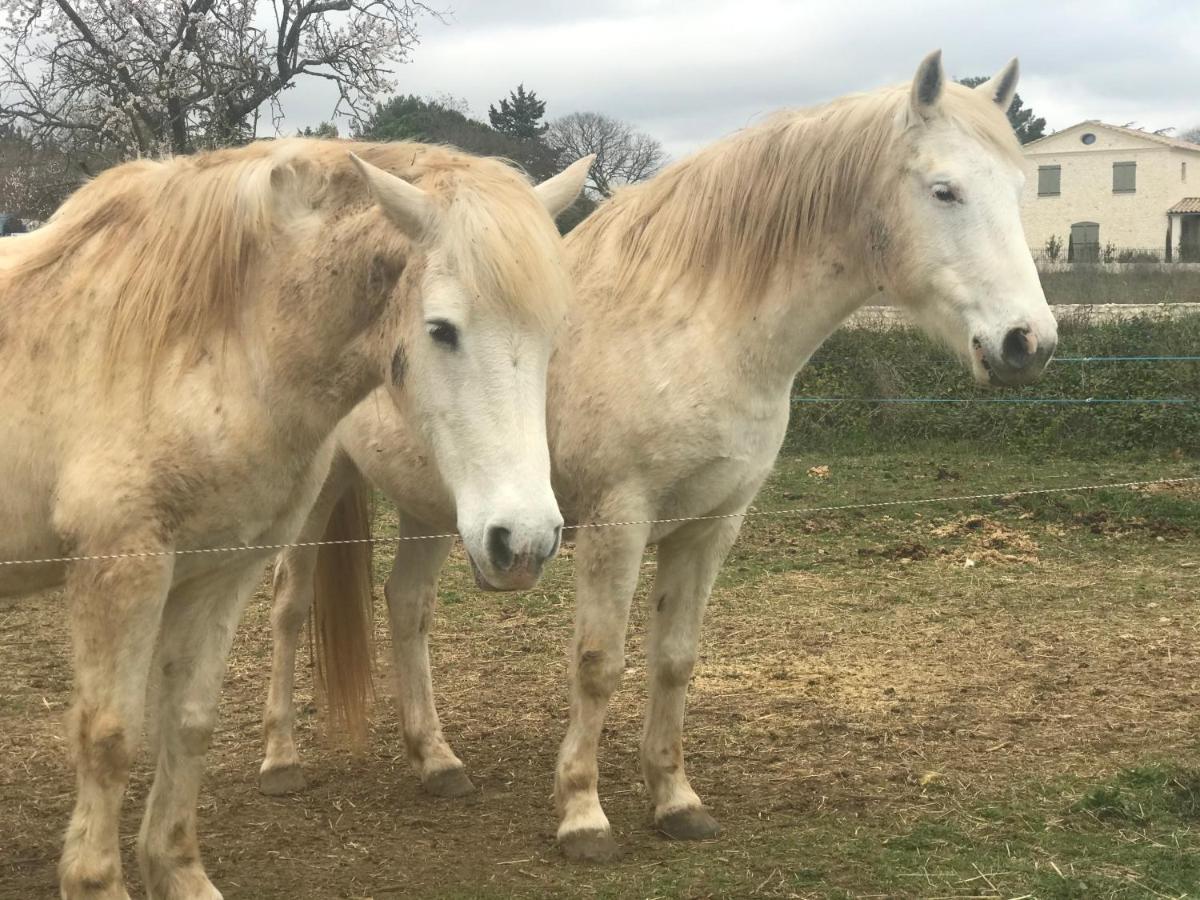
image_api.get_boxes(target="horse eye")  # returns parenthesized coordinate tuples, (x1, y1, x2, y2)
(933, 185, 959, 204)
(426, 319, 459, 349)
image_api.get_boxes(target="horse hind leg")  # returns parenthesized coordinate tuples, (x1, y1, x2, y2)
(138, 564, 262, 900)
(640, 518, 742, 842)
(259, 455, 353, 795)
(59, 546, 174, 900)
(383, 517, 465, 796)
(258, 542, 316, 795)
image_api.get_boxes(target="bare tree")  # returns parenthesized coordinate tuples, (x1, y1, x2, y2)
(1, 0, 434, 159)
(546, 111, 666, 198)
(0, 126, 79, 219)
(1180, 125, 1200, 145)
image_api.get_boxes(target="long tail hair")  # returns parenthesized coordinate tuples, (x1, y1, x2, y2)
(311, 472, 376, 742)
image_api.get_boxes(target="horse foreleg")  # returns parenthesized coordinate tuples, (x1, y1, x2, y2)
(260, 456, 352, 795)
(383, 518, 462, 795)
(59, 548, 174, 900)
(138, 564, 261, 900)
(554, 520, 651, 862)
(640, 517, 742, 842)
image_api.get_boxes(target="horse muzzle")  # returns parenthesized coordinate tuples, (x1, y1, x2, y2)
(468, 522, 562, 592)
(973, 323, 1057, 387)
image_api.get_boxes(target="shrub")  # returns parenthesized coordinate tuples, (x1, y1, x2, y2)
(1044, 234, 1063, 262)
(1038, 268, 1200, 304)
(1116, 248, 1162, 263)
(788, 315, 1200, 458)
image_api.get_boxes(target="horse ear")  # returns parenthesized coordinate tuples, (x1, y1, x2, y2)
(975, 57, 1020, 111)
(535, 155, 595, 218)
(349, 153, 431, 237)
(910, 49, 945, 119)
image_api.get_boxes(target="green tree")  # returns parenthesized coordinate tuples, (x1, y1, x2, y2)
(355, 95, 559, 181)
(957, 76, 1046, 144)
(298, 122, 340, 139)
(356, 94, 594, 232)
(488, 85, 549, 141)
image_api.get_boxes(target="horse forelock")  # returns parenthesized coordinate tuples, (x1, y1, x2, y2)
(570, 81, 1022, 308)
(403, 152, 569, 333)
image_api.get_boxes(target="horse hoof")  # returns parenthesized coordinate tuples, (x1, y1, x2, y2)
(559, 829, 621, 863)
(258, 764, 306, 796)
(58, 876, 131, 900)
(422, 766, 476, 799)
(657, 806, 722, 841)
(144, 861, 223, 900)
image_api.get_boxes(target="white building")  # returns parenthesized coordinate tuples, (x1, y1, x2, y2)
(1020, 121, 1200, 262)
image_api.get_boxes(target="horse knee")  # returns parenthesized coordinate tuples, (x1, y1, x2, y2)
(654, 649, 697, 689)
(575, 648, 624, 698)
(176, 705, 215, 756)
(69, 706, 133, 784)
(386, 582, 434, 639)
(270, 597, 308, 635)
(271, 568, 312, 630)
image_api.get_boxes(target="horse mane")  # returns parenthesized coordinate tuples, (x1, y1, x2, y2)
(6, 137, 564, 378)
(569, 82, 1023, 305)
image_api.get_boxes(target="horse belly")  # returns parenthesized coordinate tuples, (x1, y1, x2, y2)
(0, 435, 63, 597)
(169, 448, 333, 585)
(0, 515, 65, 597)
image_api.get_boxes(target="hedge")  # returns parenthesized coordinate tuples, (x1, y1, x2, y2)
(788, 315, 1200, 457)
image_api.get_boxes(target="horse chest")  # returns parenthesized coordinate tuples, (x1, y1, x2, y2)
(650, 403, 788, 520)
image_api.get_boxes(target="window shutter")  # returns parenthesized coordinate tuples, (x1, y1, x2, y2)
(1037, 165, 1061, 196)
(1113, 162, 1136, 193)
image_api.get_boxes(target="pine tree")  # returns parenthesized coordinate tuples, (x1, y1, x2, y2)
(488, 85, 548, 140)
(957, 76, 1046, 144)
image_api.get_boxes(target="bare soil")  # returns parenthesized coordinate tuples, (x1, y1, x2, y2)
(3, 453, 1198, 899)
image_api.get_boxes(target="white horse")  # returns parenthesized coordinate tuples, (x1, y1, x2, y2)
(261, 52, 1058, 861)
(0, 138, 589, 898)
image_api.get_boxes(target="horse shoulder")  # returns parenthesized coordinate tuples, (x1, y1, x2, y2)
(336, 392, 455, 526)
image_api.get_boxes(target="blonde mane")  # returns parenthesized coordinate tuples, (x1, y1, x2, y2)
(5, 138, 564, 378)
(570, 82, 1022, 305)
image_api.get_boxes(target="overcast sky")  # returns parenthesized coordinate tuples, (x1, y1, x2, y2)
(282, 0, 1200, 159)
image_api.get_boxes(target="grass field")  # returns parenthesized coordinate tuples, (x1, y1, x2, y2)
(2, 445, 1199, 899)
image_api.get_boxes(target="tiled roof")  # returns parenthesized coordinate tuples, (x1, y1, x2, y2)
(1168, 198, 1200, 214)
(1024, 121, 1200, 153)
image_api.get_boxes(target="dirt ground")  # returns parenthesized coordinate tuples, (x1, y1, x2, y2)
(3, 451, 1199, 899)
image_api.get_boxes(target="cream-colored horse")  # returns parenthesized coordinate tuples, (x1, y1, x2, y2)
(262, 52, 1058, 861)
(0, 139, 589, 898)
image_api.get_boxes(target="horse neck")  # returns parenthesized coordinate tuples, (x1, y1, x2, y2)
(726, 255, 879, 397)
(248, 206, 402, 440)
(584, 114, 892, 400)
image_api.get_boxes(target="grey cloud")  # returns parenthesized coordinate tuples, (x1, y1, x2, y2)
(277, 1, 1200, 154)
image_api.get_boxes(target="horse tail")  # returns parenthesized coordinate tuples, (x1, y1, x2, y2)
(311, 470, 375, 743)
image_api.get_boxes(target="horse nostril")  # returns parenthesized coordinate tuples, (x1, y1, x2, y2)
(1001, 326, 1035, 369)
(486, 526, 514, 571)
(550, 525, 563, 558)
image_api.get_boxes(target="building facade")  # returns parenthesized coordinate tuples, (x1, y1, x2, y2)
(1020, 121, 1200, 261)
